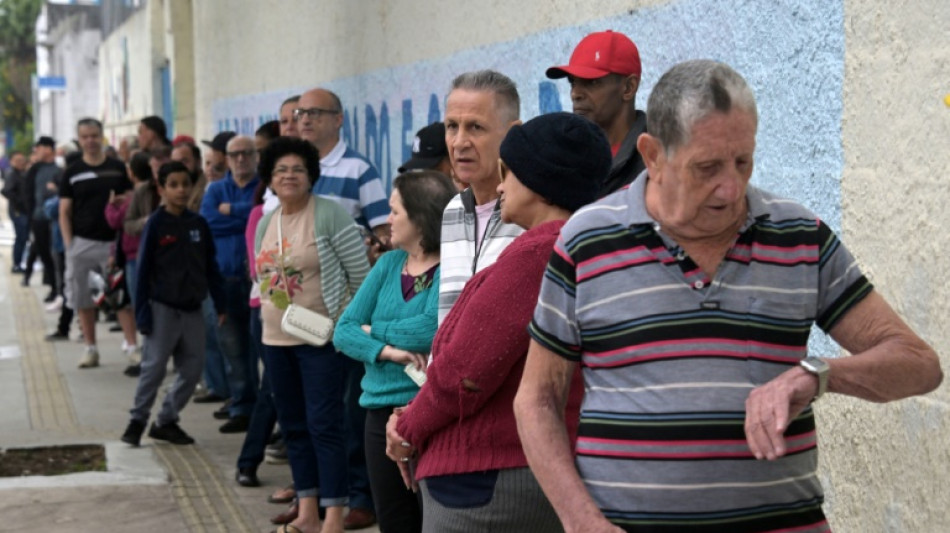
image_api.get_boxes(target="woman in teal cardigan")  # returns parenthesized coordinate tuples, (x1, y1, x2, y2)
(334, 170, 457, 533)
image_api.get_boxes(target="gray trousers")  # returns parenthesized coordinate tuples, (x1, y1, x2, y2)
(130, 301, 205, 426)
(420, 467, 564, 533)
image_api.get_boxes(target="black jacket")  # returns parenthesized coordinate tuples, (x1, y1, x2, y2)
(23, 162, 60, 221)
(135, 206, 225, 334)
(602, 110, 647, 195)
(1, 168, 28, 215)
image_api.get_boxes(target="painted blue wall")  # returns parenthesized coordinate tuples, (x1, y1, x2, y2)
(216, 0, 844, 225)
(214, 0, 845, 352)
(214, 0, 844, 227)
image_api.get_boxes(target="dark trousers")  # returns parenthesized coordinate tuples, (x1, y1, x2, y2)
(237, 306, 278, 470)
(9, 210, 28, 268)
(55, 305, 74, 336)
(265, 342, 348, 506)
(217, 277, 255, 417)
(344, 357, 373, 510)
(25, 219, 55, 287)
(201, 296, 230, 398)
(366, 407, 422, 533)
(52, 250, 66, 295)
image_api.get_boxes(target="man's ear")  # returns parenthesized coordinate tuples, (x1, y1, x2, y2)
(637, 133, 662, 175)
(622, 75, 640, 102)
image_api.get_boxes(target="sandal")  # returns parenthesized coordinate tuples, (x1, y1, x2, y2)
(268, 484, 296, 504)
(275, 525, 303, 533)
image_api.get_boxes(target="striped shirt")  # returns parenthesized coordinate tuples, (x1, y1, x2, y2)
(529, 175, 872, 532)
(438, 188, 523, 324)
(312, 139, 390, 229)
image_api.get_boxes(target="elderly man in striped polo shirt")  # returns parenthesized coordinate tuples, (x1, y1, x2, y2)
(515, 59, 942, 533)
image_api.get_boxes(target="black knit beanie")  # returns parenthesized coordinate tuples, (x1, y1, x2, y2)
(499, 112, 611, 212)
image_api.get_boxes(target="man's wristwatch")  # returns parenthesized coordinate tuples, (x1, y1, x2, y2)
(799, 357, 830, 401)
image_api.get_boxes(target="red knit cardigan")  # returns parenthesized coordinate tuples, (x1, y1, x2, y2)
(397, 220, 583, 480)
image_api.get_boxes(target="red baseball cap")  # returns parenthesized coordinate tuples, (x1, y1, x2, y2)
(172, 134, 196, 147)
(546, 30, 641, 80)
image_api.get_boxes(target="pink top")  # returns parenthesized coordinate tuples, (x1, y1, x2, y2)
(474, 201, 494, 251)
(246, 204, 264, 308)
(104, 195, 140, 259)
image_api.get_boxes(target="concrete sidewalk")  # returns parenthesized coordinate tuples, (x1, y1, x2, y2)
(0, 241, 379, 532)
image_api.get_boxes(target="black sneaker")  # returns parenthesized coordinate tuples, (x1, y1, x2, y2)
(43, 291, 56, 303)
(235, 467, 260, 487)
(123, 363, 142, 377)
(213, 401, 232, 420)
(193, 392, 227, 404)
(219, 416, 250, 434)
(149, 421, 195, 445)
(44, 330, 69, 341)
(121, 419, 147, 447)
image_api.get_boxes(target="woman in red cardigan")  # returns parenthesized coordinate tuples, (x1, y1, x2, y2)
(385, 112, 612, 532)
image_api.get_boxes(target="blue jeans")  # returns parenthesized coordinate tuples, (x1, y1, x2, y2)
(201, 296, 230, 398)
(237, 306, 278, 469)
(217, 278, 256, 417)
(10, 211, 28, 269)
(265, 342, 348, 507)
(125, 258, 137, 310)
(343, 357, 373, 510)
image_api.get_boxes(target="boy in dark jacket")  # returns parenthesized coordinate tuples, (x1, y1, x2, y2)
(121, 162, 226, 446)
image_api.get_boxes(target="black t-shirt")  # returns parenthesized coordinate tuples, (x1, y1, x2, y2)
(60, 157, 131, 242)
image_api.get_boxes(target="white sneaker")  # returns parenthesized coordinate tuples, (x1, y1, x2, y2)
(78, 346, 100, 369)
(45, 295, 63, 313)
(125, 345, 142, 365)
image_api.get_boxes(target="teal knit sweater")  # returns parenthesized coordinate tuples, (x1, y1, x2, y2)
(333, 249, 440, 409)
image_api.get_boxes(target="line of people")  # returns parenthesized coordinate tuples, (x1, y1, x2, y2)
(14, 29, 939, 533)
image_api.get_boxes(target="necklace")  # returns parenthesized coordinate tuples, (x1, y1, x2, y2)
(402, 258, 436, 294)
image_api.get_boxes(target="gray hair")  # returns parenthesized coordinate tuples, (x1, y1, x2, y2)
(647, 60, 757, 155)
(451, 70, 520, 122)
(281, 94, 300, 108)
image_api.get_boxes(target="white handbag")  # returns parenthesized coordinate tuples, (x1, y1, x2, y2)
(281, 303, 334, 346)
(275, 208, 335, 346)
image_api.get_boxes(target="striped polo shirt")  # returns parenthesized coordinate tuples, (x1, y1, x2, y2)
(312, 139, 390, 229)
(529, 175, 872, 532)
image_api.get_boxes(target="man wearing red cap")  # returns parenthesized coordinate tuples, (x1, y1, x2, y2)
(547, 30, 647, 195)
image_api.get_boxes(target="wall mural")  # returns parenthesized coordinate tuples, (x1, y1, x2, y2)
(215, 1, 844, 227)
(213, 0, 845, 354)
(214, 1, 844, 217)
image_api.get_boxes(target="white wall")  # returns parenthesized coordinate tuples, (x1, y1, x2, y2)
(97, 3, 159, 144)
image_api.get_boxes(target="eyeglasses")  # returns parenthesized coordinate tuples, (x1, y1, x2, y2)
(498, 159, 510, 183)
(274, 165, 308, 175)
(293, 107, 341, 120)
(227, 149, 256, 159)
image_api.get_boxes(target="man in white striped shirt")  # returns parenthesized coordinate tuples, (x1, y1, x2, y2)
(437, 70, 524, 324)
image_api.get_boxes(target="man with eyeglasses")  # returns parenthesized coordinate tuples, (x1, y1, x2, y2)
(295, 86, 388, 530)
(201, 131, 236, 184)
(546, 30, 647, 195)
(296, 88, 390, 245)
(199, 135, 260, 435)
